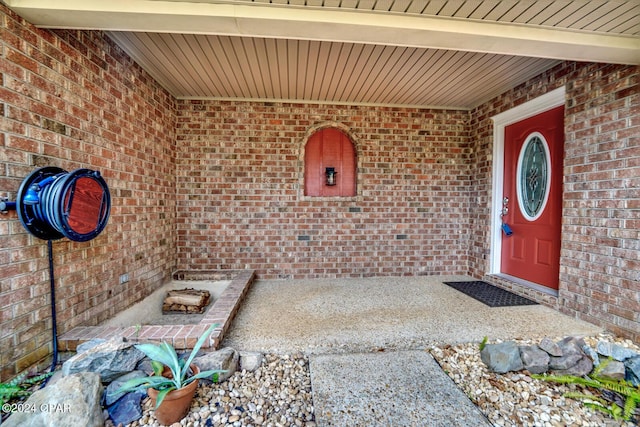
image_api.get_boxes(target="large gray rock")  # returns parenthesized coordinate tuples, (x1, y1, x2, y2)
(582, 345, 600, 366)
(194, 347, 238, 382)
(104, 370, 147, 405)
(62, 337, 145, 382)
(549, 354, 583, 370)
(626, 357, 640, 386)
(597, 341, 639, 361)
(106, 389, 146, 426)
(554, 356, 593, 377)
(481, 342, 523, 373)
(556, 336, 586, 357)
(76, 338, 107, 354)
(538, 337, 562, 357)
(597, 360, 626, 380)
(3, 372, 103, 427)
(519, 345, 550, 374)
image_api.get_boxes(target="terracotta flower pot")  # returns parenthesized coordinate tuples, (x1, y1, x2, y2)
(147, 364, 200, 425)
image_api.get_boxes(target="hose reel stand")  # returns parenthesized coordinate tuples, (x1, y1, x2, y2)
(4, 166, 111, 381)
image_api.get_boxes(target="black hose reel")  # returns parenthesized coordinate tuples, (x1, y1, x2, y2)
(1, 166, 111, 381)
(4, 166, 111, 241)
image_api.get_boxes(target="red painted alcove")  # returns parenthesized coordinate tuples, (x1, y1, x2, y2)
(304, 128, 356, 197)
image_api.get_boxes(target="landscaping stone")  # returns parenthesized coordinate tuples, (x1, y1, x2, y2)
(104, 370, 146, 405)
(597, 341, 639, 361)
(62, 337, 145, 382)
(582, 344, 600, 366)
(477, 335, 637, 381)
(538, 337, 562, 357)
(193, 347, 238, 382)
(626, 357, 640, 386)
(480, 342, 523, 373)
(548, 353, 583, 370)
(239, 350, 264, 372)
(554, 355, 593, 377)
(556, 336, 585, 357)
(106, 389, 146, 426)
(519, 345, 549, 374)
(3, 372, 103, 427)
(77, 338, 107, 354)
(598, 360, 626, 380)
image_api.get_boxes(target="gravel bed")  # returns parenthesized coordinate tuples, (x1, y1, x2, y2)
(429, 333, 639, 427)
(110, 353, 316, 427)
(109, 333, 639, 427)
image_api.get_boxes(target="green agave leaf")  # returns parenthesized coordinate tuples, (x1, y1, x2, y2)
(134, 343, 177, 369)
(182, 324, 218, 378)
(183, 369, 227, 385)
(154, 386, 176, 409)
(151, 360, 164, 376)
(113, 375, 175, 395)
(157, 341, 181, 385)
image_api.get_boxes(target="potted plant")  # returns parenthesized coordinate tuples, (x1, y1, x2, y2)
(115, 324, 224, 425)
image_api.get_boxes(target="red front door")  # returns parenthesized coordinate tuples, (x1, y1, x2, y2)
(501, 106, 564, 290)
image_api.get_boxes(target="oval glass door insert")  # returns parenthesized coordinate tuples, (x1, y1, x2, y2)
(516, 132, 551, 221)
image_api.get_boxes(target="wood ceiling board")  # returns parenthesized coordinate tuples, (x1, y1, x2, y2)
(585, 3, 639, 34)
(229, 36, 263, 98)
(293, 39, 309, 100)
(363, 47, 421, 104)
(568, 1, 627, 30)
(422, 0, 448, 15)
(196, 35, 239, 98)
(467, 1, 502, 20)
(350, 44, 399, 102)
(537, 1, 586, 27)
(264, 38, 284, 98)
(523, 1, 573, 26)
(388, 0, 414, 14)
(374, 0, 395, 12)
(404, 0, 428, 14)
(369, 48, 439, 105)
(302, 40, 321, 100)
(410, 50, 475, 104)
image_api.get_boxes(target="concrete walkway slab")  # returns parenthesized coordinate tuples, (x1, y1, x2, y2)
(310, 350, 491, 427)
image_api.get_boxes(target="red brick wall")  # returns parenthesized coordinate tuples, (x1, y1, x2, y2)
(175, 102, 472, 279)
(470, 62, 640, 342)
(0, 5, 177, 379)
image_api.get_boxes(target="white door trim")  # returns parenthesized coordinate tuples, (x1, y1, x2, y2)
(489, 86, 566, 275)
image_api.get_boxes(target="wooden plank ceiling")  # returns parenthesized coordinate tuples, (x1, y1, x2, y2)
(7, 0, 640, 109)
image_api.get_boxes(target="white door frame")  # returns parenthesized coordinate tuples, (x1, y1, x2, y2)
(489, 87, 566, 277)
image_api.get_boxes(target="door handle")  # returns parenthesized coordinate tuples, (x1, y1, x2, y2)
(500, 197, 509, 217)
(501, 196, 512, 235)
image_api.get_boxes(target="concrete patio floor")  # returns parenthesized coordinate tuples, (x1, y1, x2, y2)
(221, 275, 603, 427)
(222, 275, 603, 354)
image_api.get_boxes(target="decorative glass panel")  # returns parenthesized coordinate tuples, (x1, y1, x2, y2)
(517, 135, 550, 220)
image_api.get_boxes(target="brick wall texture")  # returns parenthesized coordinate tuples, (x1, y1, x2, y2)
(1, 3, 638, 378)
(175, 103, 471, 279)
(0, 5, 177, 379)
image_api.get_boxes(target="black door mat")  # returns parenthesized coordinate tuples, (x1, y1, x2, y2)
(442, 281, 538, 307)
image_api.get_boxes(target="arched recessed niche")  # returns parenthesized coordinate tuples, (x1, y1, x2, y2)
(304, 127, 356, 197)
